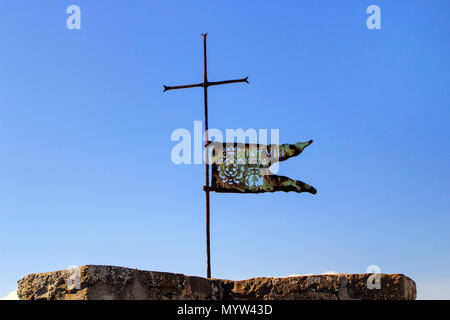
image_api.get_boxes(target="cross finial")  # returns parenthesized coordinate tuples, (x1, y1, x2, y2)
(163, 34, 248, 279)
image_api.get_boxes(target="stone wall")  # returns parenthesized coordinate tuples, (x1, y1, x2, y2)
(17, 265, 416, 300)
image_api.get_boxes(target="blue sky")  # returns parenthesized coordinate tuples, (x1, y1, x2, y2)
(0, 0, 449, 299)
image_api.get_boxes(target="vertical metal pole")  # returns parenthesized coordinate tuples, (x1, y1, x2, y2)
(202, 33, 211, 279)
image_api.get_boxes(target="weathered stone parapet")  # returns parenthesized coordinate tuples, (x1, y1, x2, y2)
(17, 265, 416, 300)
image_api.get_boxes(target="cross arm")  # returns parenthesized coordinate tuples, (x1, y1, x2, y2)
(163, 82, 204, 92)
(207, 76, 249, 87)
(163, 77, 249, 92)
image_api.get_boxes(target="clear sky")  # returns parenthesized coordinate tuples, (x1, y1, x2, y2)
(0, 0, 449, 299)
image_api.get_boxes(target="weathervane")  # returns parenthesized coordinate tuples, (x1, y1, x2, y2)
(164, 33, 316, 279)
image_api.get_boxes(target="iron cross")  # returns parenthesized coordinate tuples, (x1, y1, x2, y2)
(163, 33, 249, 278)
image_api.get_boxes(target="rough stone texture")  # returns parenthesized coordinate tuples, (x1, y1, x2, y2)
(17, 265, 416, 300)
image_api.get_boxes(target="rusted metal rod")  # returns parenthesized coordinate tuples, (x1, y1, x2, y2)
(163, 83, 203, 92)
(202, 33, 212, 279)
(163, 77, 248, 92)
(208, 77, 249, 87)
(163, 33, 248, 279)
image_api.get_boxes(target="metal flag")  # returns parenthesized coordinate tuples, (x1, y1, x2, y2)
(164, 33, 317, 278)
(209, 140, 317, 195)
